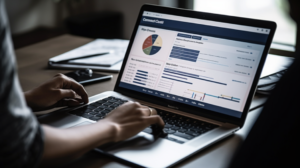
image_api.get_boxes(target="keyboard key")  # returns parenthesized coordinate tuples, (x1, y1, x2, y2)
(99, 105, 109, 109)
(107, 107, 114, 111)
(93, 102, 103, 106)
(86, 105, 96, 109)
(164, 124, 172, 128)
(167, 137, 177, 142)
(102, 98, 110, 101)
(171, 126, 180, 130)
(190, 128, 200, 133)
(103, 102, 114, 106)
(108, 99, 117, 103)
(110, 103, 120, 108)
(78, 108, 92, 114)
(102, 110, 111, 114)
(117, 100, 125, 104)
(96, 100, 106, 104)
(96, 114, 104, 117)
(82, 113, 93, 119)
(178, 128, 187, 133)
(142, 127, 152, 134)
(186, 131, 200, 137)
(94, 108, 103, 112)
(90, 116, 101, 121)
(165, 129, 175, 134)
(174, 132, 194, 140)
(88, 111, 97, 115)
(88, 104, 98, 108)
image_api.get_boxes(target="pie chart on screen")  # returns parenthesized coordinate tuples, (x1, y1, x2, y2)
(142, 34, 162, 55)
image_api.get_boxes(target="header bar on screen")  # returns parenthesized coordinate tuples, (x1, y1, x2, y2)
(143, 11, 270, 35)
(140, 16, 269, 45)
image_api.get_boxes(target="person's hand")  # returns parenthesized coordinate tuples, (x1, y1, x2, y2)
(24, 73, 89, 111)
(40, 102, 164, 166)
(101, 102, 165, 142)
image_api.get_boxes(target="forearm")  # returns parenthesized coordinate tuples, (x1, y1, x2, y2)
(38, 102, 164, 167)
(40, 120, 117, 167)
(24, 90, 37, 111)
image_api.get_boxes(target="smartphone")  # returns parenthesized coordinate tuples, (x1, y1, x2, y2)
(64, 70, 112, 84)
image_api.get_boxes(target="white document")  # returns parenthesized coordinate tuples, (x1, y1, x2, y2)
(48, 39, 129, 72)
(68, 51, 124, 66)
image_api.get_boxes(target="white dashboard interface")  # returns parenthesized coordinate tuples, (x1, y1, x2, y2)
(119, 11, 270, 118)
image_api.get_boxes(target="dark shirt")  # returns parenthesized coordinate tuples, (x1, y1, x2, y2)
(229, 54, 299, 167)
(0, 1, 43, 167)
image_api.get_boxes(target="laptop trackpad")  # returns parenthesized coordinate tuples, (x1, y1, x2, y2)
(99, 134, 155, 152)
(96, 133, 192, 167)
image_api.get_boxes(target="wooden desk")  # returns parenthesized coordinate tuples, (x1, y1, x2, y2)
(16, 35, 117, 96)
(15, 34, 265, 168)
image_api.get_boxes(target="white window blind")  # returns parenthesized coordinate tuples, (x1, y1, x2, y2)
(194, 0, 297, 45)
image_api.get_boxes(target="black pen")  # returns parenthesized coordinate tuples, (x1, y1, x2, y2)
(51, 52, 110, 63)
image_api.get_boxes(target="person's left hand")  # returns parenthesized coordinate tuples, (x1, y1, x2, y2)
(24, 73, 89, 111)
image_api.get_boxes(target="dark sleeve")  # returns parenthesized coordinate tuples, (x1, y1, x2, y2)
(228, 55, 300, 168)
(0, 1, 44, 168)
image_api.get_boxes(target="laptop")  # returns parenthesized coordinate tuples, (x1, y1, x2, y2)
(39, 4, 276, 167)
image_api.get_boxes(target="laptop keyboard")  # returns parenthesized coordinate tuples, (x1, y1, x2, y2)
(142, 110, 219, 143)
(69, 96, 128, 121)
(69, 96, 219, 144)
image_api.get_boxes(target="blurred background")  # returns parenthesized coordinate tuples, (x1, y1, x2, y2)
(7, 0, 296, 50)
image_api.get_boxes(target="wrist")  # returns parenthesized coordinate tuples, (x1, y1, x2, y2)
(24, 90, 34, 108)
(96, 119, 120, 144)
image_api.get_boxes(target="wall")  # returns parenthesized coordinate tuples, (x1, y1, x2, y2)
(93, 0, 160, 39)
(5, 0, 56, 35)
(5, 0, 97, 35)
(5, 0, 175, 39)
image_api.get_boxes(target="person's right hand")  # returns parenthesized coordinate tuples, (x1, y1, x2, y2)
(40, 101, 164, 166)
(101, 102, 165, 142)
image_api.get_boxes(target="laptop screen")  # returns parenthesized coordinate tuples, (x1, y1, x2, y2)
(118, 11, 270, 118)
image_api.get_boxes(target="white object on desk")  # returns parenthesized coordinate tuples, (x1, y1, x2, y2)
(49, 39, 129, 72)
(261, 54, 294, 78)
(49, 61, 123, 72)
(68, 51, 123, 66)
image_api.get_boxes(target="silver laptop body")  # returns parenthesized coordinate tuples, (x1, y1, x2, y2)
(39, 4, 276, 167)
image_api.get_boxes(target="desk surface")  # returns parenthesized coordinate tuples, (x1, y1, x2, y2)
(15, 34, 265, 168)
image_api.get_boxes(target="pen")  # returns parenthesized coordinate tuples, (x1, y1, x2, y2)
(52, 52, 110, 63)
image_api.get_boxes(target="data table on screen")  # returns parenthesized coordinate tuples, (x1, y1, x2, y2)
(169, 46, 200, 62)
(122, 61, 160, 89)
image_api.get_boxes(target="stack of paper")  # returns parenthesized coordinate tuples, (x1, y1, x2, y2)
(48, 39, 129, 72)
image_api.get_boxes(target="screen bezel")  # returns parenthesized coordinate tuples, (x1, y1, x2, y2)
(114, 4, 276, 128)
